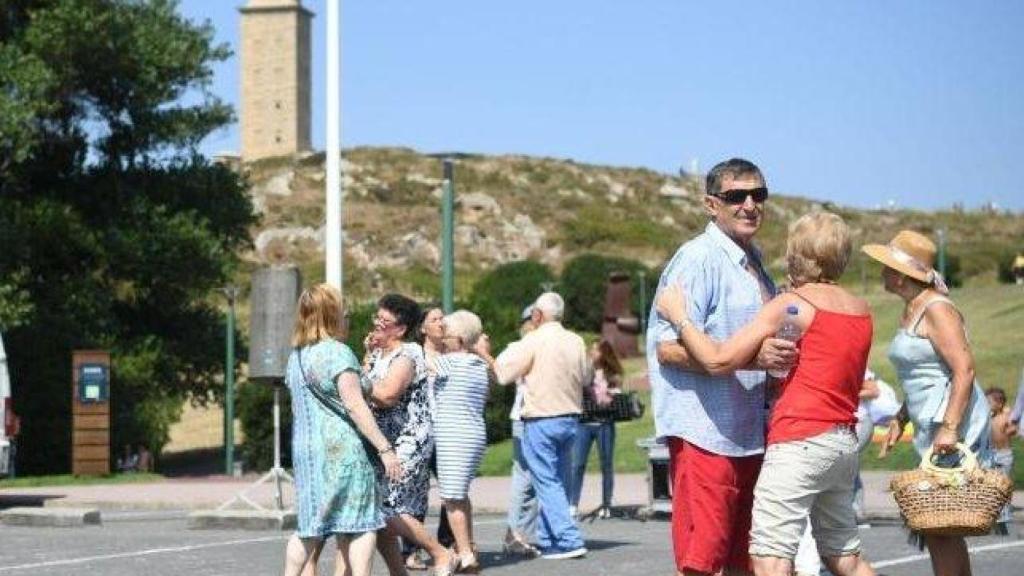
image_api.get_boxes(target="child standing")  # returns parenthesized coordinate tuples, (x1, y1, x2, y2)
(986, 387, 1018, 534)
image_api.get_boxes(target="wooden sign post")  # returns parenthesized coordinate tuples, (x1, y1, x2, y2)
(72, 350, 110, 476)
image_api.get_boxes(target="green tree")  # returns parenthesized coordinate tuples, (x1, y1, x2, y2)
(0, 0, 256, 473)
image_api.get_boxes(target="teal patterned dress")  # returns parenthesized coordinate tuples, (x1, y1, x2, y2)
(286, 339, 384, 537)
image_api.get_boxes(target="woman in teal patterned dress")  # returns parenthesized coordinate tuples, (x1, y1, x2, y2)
(282, 284, 401, 576)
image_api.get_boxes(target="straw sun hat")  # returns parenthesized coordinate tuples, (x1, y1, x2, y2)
(861, 230, 948, 293)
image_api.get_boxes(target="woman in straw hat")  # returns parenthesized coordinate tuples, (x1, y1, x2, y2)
(658, 212, 877, 576)
(863, 230, 991, 576)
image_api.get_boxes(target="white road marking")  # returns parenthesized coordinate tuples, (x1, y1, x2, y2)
(873, 539, 1024, 568)
(0, 535, 286, 572)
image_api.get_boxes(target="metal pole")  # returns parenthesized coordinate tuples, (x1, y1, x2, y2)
(272, 385, 283, 510)
(937, 228, 947, 280)
(325, 0, 343, 289)
(639, 271, 647, 337)
(224, 286, 238, 475)
(441, 159, 455, 313)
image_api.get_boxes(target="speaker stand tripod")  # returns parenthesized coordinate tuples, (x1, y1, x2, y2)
(217, 383, 293, 512)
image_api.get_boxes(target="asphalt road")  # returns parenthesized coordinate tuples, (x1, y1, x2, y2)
(0, 511, 1021, 575)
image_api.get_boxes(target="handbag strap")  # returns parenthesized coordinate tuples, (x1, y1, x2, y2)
(296, 348, 353, 420)
(919, 442, 979, 478)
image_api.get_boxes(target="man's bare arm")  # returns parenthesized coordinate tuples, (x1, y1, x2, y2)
(656, 340, 708, 374)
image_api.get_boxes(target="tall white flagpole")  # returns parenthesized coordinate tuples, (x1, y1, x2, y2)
(325, 0, 342, 289)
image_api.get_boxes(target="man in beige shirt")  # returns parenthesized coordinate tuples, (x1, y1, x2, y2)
(494, 292, 590, 559)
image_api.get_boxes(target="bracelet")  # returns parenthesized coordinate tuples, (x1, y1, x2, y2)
(676, 318, 692, 334)
(940, 421, 960, 432)
(378, 446, 394, 455)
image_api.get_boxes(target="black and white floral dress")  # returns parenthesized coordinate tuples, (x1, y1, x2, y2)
(366, 342, 433, 518)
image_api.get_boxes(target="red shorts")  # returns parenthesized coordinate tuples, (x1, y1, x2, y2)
(668, 438, 763, 574)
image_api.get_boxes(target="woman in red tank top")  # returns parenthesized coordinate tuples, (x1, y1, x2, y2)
(656, 212, 877, 576)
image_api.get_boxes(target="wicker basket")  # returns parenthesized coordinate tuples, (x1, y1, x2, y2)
(890, 443, 1014, 537)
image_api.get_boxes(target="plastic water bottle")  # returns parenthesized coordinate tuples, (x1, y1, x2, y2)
(767, 305, 801, 379)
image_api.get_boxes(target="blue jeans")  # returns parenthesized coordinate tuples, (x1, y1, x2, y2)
(507, 420, 538, 538)
(522, 416, 584, 550)
(570, 420, 615, 508)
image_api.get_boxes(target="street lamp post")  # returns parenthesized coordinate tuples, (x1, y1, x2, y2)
(223, 285, 240, 476)
(937, 228, 947, 280)
(638, 270, 647, 337)
(441, 159, 455, 313)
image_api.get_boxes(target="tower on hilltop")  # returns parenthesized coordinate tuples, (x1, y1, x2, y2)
(239, 0, 313, 161)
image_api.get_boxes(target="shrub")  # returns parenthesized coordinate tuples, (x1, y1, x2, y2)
(237, 380, 293, 471)
(560, 254, 653, 332)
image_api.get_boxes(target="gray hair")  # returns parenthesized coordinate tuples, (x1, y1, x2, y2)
(534, 292, 564, 321)
(443, 310, 483, 349)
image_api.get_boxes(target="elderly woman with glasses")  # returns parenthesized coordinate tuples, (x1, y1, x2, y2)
(364, 294, 457, 576)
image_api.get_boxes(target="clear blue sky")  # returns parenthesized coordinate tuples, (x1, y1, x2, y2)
(180, 0, 1024, 211)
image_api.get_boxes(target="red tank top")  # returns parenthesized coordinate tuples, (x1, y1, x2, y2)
(767, 302, 873, 445)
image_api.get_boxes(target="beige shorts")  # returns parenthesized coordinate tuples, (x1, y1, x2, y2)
(749, 427, 862, 560)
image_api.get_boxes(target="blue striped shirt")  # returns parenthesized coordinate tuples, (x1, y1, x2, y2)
(646, 222, 777, 456)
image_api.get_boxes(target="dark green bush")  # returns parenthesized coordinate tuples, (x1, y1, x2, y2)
(238, 380, 293, 472)
(468, 260, 555, 352)
(560, 254, 653, 332)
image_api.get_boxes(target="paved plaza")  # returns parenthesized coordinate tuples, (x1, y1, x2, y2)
(1, 472, 1021, 575)
(0, 510, 1022, 576)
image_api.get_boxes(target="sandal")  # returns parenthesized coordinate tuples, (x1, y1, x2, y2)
(457, 552, 481, 574)
(433, 549, 460, 576)
(405, 550, 429, 571)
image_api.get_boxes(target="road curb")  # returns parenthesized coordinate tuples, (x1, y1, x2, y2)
(1, 506, 101, 527)
(187, 509, 296, 531)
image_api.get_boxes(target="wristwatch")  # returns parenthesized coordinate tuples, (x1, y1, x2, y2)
(675, 318, 691, 334)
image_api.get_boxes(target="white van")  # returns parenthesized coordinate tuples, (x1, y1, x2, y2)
(0, 333, 18, 477)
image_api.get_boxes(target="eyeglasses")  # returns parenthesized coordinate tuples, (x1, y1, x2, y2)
(373, 314, 399, 330)
(709, 187, 768, 205)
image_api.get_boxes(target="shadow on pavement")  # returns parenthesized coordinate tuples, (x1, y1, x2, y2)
(478, 539, 631, 570)
(0, 494, 64, 510)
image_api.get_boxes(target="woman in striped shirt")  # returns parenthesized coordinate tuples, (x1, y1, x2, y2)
(433, 310, 491, 573)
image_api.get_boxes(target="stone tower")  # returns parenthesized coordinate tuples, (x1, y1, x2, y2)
(239, 0, 313, 161)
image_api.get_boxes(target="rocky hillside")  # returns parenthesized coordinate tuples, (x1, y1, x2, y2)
(239, 147, 1024, 301)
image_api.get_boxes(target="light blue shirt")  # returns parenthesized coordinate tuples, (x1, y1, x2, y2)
(646, 222, 776, 456)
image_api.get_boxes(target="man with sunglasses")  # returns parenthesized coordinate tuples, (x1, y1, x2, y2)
(647, 158, 797, 576)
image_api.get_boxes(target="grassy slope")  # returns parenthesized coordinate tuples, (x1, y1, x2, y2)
(479, 357, 654, 476)
(480, 285, 1024, 482)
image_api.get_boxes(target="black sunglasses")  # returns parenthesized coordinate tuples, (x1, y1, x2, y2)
(709, 187, 769, 205)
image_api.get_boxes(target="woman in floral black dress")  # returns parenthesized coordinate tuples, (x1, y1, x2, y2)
(365, 294, 457, 576)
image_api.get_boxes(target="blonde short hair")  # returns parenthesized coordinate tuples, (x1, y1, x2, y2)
(443, 310, 483, 349)
(786, 211, 851, 285)
(292, 283, 346, 348)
